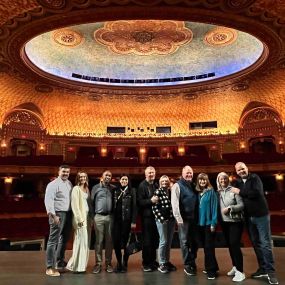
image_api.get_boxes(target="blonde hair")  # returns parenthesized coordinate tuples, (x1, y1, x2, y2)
(75, 171, 89, 188)
(159, 175, 170, 188)
(195, 173, 212, 192)
(216, 172, 230, 191)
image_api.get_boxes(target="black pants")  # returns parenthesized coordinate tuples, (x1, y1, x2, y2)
(221, 221, 244, 272)
(198, 225, 219, 273)
(113, 219, 131, 266)
(141, 216, 159, 267)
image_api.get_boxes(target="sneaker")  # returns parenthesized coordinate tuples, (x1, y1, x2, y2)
(268, 273, 279, 285)
(166, 262, 177, 271)
(106, 265, 113, 273)
(142, 265, 153, 272)
(92, 264, 102, 274)
(114, 264, 122, 273)
(184, 265, 197, 276)
(207, 272, 216, 280)
(251, 268, 267, 278)
(227, 266, 237, 276)
(233, 270, 246, 282)
(158, 264, 169, 274)
(46, 268, 60, 277)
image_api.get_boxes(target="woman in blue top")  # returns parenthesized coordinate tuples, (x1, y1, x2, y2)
(196, 173, 219, 280)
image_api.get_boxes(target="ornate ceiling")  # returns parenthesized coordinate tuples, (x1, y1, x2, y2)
(24, 21, 263, 87)
(0, 0, 285, 137)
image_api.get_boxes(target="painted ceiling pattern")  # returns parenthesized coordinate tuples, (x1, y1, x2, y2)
(24, 21, 263, 87)
(94, 20, 193, 55)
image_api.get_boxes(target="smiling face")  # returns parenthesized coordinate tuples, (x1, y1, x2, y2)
(78, 172, 88, 185)
(182, 166, 193, 182)
(235, 162, 248, 179)
(159, 175, 170, 189)
(145, 166, 156, 182)
(218, 175, 229, 188)
(102, 170, 112, 185)
(58, 167, 70, 181)
(198, 178, 208, 189)
(120, 176, 128, 187)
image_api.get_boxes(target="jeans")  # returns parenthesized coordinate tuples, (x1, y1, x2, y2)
(177, 218, 199, 267)
(247, 214, 275, 273)
(156, 218, 175, 265)
(46, 211, 72, 268)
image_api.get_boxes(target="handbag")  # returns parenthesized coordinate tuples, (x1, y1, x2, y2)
(229, 210, 244, 220)
(125, 232, 142, 256)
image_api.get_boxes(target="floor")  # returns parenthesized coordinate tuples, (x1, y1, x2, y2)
(0, 248, 283, 285)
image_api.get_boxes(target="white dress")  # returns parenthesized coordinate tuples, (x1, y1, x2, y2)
(67, 187, 89, 272)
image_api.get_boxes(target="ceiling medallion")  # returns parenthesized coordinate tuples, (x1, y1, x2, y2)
(52, 29, 83, 47)
(182, 94, 199, 100)
(94, 20, 193, 55)
(232, 82, 249, 91)
(204, 27, 238, 47)
(35, 84, 53, 93)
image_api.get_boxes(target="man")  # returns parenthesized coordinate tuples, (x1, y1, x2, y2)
(171, 165, 199, 276)
(137, 166, 159, 272)
(44, 165, 73, 277)
(232, 162, 279, 285)
(91, 170, 115, 274)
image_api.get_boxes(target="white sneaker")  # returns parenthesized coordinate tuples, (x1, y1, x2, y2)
(232, 270, 246, 282)
(227, 266, 237, 276)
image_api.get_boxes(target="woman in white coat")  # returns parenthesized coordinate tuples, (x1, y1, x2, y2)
(67, 171, 91, 273)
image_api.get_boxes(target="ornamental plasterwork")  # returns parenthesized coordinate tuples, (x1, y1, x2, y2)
(242, 108, 281, 126)
(204, 27, 238, 47)
(52, 29, 83, 47)
(94, 20, 193, 55)
(3, 111, 43, 129)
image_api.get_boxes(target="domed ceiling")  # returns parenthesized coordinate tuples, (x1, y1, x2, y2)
(24, 21, 264, 87)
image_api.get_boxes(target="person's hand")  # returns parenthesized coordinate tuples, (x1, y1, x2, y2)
(210, 226, 216, 232)
(222, 207, 231, 214)
(78, 222, 84, 227)
(53, 215, 60, 225)
(231, 187, 240, 194)
(131, 223, 136, 229)
(151, 195, 159, 204)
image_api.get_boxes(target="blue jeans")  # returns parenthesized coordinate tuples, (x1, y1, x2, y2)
(177, 218, 199, 267)
(156, 219, 175, 264)
(247, 214, 275, 273)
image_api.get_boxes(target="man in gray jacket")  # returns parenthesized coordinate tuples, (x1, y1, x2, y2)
(91, 170, 115, 274)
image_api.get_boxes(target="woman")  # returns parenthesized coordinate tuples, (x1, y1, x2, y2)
(66, 171, 90, 273)
(217, 172, 245, 282)
(196, 173, 219, 280)
(113, 175, 137, 272)
(152, 175, 176, 274)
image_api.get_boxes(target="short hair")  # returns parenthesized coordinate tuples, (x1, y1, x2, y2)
(196, 173, 212, 192)
(235, 161, 246, 168)
(216, 172, 229, 191)
(145, 166, 155, 174)
(182, 165, 193, 173)
(59, 164, 70, 170)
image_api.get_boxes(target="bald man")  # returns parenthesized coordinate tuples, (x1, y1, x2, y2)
(232, 162, 278, 285)
(171, 165, 199, 276)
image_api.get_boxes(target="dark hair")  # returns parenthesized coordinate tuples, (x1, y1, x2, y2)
(195, 173, 213, 192)
(119, 174, 132, 189)
(59, 164, 70, 170)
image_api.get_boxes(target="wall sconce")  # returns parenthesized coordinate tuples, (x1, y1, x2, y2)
(240, 141, 246, 149)
(39, 144, 45, 151)
(178, 146, 185, 156)
(4, 177, 13, 184)
(1, 140, 7, 148)
(101, 147, 107, 157)
(275, 173, 284, 181)
(139, 147, 146, 154)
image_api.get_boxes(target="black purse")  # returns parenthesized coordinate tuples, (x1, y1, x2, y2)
(125, 232, 142, 256)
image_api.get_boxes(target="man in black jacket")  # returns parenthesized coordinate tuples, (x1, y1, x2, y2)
(232, 162, 278, 285)
(137, 166, 159, 272)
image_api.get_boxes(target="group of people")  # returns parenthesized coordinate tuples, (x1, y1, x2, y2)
(44, 162, 279, 285)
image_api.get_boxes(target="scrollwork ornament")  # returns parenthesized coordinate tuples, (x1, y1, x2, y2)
(37, 0, 66, 10)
